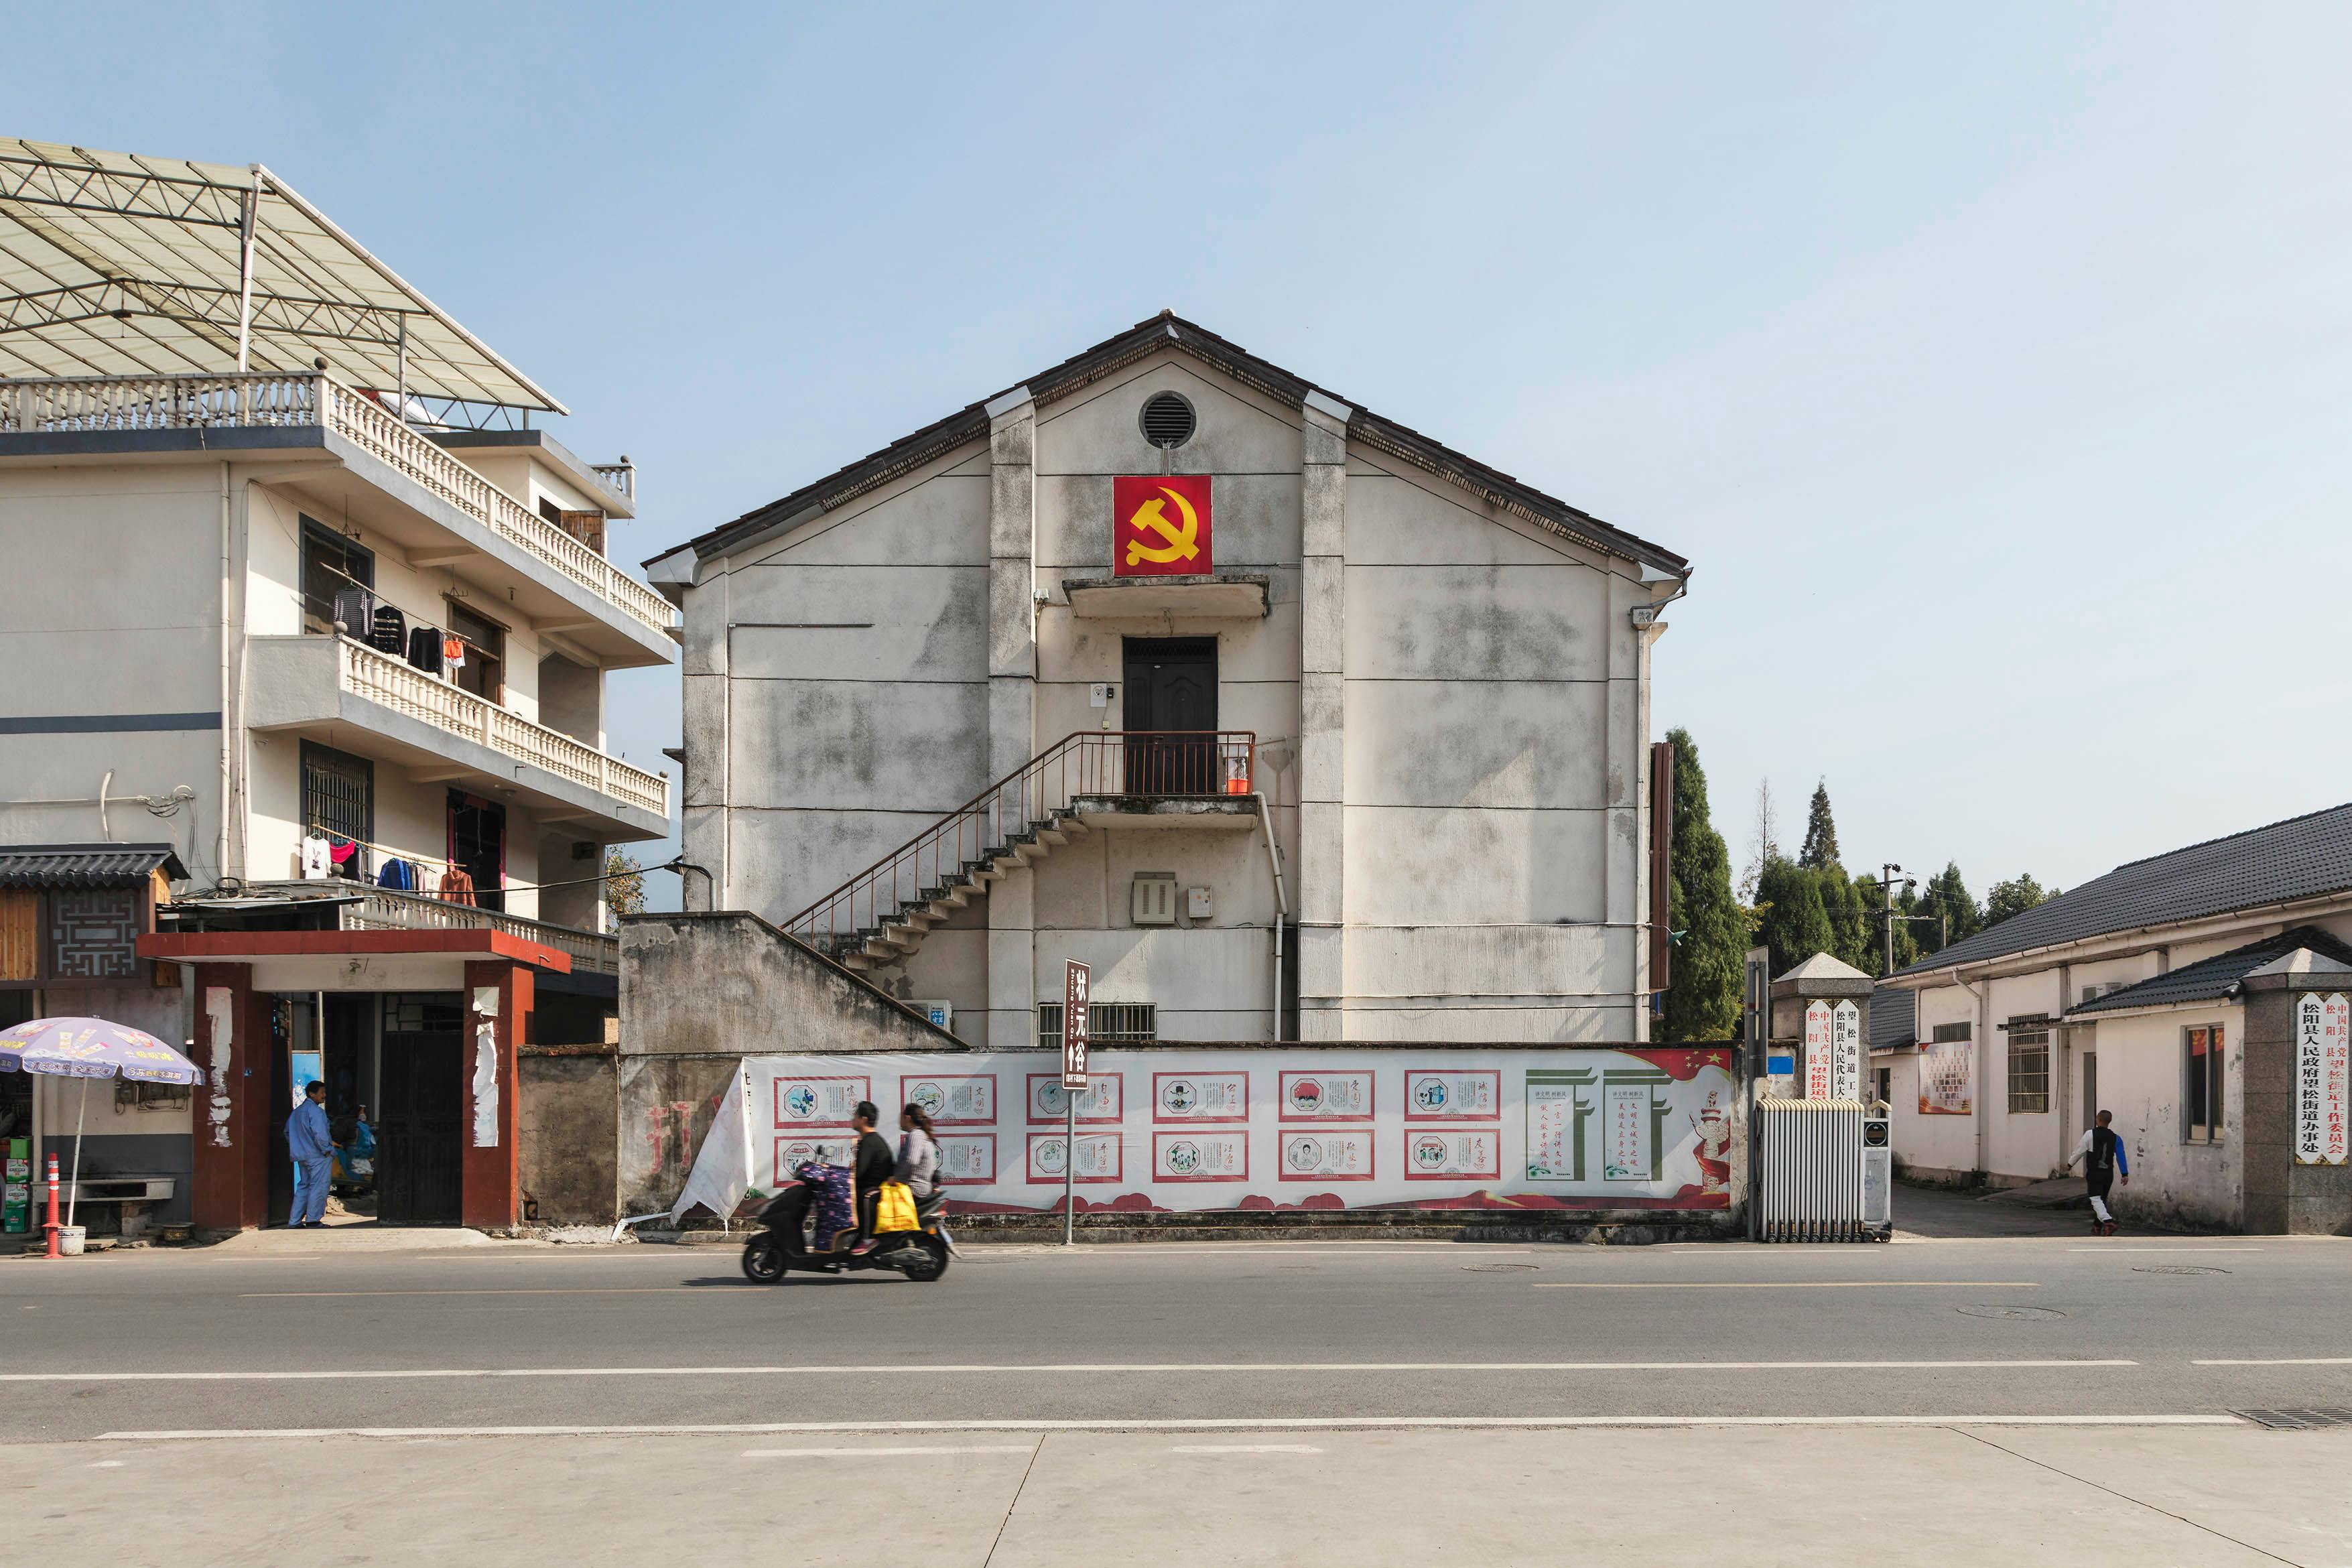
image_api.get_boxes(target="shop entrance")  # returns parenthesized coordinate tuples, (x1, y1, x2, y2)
(266, 993, 382, 1225)
(448, 792, 506, 913)
(375, 993, 465, 1226)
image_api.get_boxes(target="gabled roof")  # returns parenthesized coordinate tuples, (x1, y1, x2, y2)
(2065, 926, 2352, 1017)
(1892, 801, 2352, 980)
(0, 842, 186, 889)
(0, 138, 560, 416)
(655, 311, 1689, 576)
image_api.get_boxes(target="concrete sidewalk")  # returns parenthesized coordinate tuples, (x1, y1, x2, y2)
(10, 1423, 2347, 1565)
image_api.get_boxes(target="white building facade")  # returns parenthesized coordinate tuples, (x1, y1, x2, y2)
(651, 314, 1688, 1049)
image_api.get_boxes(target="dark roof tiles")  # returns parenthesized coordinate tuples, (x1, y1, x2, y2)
(0, 842, 187, 889)
(1894, 802, 2352, 978)
(2065, 925, 2352, 1017)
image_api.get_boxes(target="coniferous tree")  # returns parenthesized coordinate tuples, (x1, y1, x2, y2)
(1799, 779, 1842, 870)
(1916, 862, 1982, 954)
(1661, 728, 1746, 1041)
(1755, 858, 1835, 979)
(1820, 869, 1872, 972)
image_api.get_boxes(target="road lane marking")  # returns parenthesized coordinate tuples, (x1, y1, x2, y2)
(2069, 1248, 2264, 1254)
(1173, 1444, 1323, 1453)
(2193, 1358, 2352, 1366)
(237, 1289, 720, 1298)
(1, 1358, 2136, 1383)
(741, 1445, 1032, 1457)
(1531, 1281, 2040, 1289)
(99, 1414, 2247, 1441)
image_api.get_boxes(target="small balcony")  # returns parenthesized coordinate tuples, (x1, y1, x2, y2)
(237, 881, 619, 975)
(0, 370, 675, 660)
(247, 633, 669, 842)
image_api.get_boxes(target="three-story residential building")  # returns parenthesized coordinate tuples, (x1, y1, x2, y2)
(0, 140, 673, 1234)
(646, 314, 1689, 1051)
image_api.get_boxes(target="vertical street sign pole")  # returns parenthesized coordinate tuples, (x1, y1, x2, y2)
(1062, 959, 1090, 1248)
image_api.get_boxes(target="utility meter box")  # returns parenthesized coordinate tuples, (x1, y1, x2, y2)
(1132, 873, 1177, 925)
(908, 1000, 953, 1032)
(1185, 885, 1214, 919)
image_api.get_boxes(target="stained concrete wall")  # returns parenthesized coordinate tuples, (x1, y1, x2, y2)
(519, 1047, 618, 1225)
(673, 345, 1673, 1048)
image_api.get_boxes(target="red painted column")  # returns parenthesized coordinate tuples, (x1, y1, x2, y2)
(460, 959, 531, 1230)
(189, 963, 270, 1233)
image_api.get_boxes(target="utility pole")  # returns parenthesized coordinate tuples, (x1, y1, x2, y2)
(1870, 862, 1943, 973)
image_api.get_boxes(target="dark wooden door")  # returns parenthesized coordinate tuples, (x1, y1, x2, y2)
(377, 1002, 464, 1226)
(1122, 637, 1218, 792)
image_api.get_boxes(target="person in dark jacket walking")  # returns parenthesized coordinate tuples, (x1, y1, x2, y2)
(2067, 1110, 2130, 1234)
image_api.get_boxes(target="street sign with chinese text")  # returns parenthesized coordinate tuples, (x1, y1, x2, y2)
(1063, 960, 1091, 1088)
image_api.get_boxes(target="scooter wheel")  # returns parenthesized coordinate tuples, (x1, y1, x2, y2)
(741, 1236, 791, 1284)
(900, 1232, 951, 1283)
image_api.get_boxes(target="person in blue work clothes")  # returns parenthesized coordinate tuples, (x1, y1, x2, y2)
(287, 1080, 334, 1228)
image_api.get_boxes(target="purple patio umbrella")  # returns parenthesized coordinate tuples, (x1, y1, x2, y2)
(0, 1017, 203, 1228)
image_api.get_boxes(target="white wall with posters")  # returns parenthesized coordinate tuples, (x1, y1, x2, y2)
(671, 1045, 1738, 1222)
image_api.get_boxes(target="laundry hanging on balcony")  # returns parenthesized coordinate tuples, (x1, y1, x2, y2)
(376, 858, 417, 891)
(332, 587, 377, 638)
(405, 624, 443, 675)
(299, 835, 332, 879)
(368, 604, 407, 656)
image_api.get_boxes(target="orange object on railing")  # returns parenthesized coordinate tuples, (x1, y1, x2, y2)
(783, 730, 1255, 953)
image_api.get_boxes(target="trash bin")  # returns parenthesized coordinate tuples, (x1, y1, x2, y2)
(57, 1224, 86, 1256)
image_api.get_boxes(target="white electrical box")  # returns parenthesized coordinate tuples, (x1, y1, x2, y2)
(1132, 874, 1177, 925)
(1089, 682, 1114, 708)
(909, 1000, 952, 1031)
(1186, 885, 1214, 919)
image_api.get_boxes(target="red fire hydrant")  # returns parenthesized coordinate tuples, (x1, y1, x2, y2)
(42, 1151, 60, 1260)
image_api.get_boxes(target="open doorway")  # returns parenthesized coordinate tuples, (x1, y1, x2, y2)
(375, 994, 464, 1227)
(448, 791, 507, 913)
(1122, 636, 1218, 792)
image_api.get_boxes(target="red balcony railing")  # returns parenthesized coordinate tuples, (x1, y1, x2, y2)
(783, 730, 1255, 953)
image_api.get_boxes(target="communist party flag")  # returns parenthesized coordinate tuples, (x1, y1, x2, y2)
(1112, 475, 1212, 577)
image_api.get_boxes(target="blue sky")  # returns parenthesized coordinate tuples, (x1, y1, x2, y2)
(19, 3, 2350, 908)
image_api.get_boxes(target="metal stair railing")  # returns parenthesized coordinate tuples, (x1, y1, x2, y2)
(783, 730, 1256, 954)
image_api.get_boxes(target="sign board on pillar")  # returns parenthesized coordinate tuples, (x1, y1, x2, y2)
(1831, 1000, 1863, 1102)
(1803, 1000, 1834, 1100)
(2294, 992, 2351, 1166)
(1062, 960, 1090, 1089)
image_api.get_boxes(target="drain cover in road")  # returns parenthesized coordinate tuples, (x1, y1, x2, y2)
(2134, 1264, 2227, 1275)
(2234, 1409, 2352, 1431)
(1955, 1304, 2067, 1320)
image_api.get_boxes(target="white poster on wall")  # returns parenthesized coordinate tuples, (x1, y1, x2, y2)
(667, 1046, 1739, 1224)
(2295, 992, 2351, 1167)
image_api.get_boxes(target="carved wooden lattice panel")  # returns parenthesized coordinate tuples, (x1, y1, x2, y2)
(49, 888, 141, 980)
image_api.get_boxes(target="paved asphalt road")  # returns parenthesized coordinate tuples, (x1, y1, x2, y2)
(10, 1228, 2352, 1566)
(6, 1230, 2348, 1441)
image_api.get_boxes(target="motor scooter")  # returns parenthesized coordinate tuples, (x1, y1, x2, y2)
(740, 1167, 953, 1285)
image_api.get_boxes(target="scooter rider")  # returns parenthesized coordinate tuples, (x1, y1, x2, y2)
(849, 1102, 895, 1248)
(896, 1103, 939, 1199)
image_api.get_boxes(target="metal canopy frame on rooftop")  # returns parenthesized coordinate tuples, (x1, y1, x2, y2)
(0, 139, 563, 424)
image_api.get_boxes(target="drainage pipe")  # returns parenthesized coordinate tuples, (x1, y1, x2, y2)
(1254, 791, 1288, 1042)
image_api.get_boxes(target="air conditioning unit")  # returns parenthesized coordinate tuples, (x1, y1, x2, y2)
(1132, 873, 1177, 925)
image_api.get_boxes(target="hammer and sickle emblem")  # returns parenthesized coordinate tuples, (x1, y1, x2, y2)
(1124, 486, 1201, 567)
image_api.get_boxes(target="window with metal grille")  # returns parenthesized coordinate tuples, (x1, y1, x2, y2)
(1039, 1001, 1157, 1049)
(2184, 1024, 2225, 1143)
(1931, 1021, 1971, 1043)
(2006, 1029, 2050, 1114)
(1139, 391, 1196, 449)
(299, 517, 374, 634)
(301, 741, 374, 879)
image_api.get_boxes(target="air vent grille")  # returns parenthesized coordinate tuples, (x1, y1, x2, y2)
(1140, 391, 1196, 449)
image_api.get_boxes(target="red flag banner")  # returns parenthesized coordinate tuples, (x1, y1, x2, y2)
(1112, 474, 1212, 577)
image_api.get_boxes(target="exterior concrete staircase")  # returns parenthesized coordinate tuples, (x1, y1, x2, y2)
(783, 730, 1256, 974)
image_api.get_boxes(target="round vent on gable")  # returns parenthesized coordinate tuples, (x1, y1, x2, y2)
(1139, 391, 1197, 449)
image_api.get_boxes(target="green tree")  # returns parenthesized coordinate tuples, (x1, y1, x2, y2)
(1915, 862, 1981, 954)
(603, 847, 647, 931)
(1820, 868, 1874, 972)
(1661, 728, 1745, 1041)
(1799, 779, 1841, 870)
(1851, 870, 1922, 977)
(1984, 873, 2057, 929)
(1755, 858, 1835, 979)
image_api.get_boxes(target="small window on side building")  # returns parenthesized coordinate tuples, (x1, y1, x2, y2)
(2184, 1025, 2225, 1143)
(2006, 1028, 2050, 1114)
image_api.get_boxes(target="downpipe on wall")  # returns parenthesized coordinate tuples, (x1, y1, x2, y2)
(1254, 791, 1287, 1042)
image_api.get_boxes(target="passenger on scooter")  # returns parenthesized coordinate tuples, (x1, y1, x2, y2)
(896, 1104, 939, 1199)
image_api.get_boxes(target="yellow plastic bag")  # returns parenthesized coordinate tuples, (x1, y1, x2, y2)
(874, 1180, 918, 1234)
